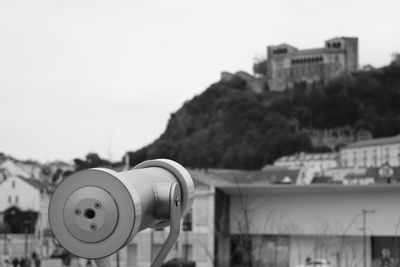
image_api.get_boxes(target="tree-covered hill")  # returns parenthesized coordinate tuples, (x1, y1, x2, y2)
(127, 58, 400, 170)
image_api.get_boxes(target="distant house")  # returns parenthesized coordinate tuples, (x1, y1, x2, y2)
(340, 135, 400, 168)
(273, 152, 339, 184)
(343, 172, 374, 185)
(0, 175, 52, 258)
(274, 152, 339, 170)
(365, 164, 400, 184)
(323, 167, 366, 183)
(0, 159, 30, 181)
(0, 175, 48, 212)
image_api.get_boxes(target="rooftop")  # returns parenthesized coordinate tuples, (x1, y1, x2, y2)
(19, 176, 49, 191)
(217, 183, 400, 195)
(190, 168, 300, 187)
(345, 135, 400, 149)
(275, 152, 338, 162)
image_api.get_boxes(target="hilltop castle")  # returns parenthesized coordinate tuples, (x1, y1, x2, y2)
(266, 37, 358, 91)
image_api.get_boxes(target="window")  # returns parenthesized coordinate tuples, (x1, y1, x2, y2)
(15, 195, 19, 204)
(12, 181, 16, 189)
(182, 244, 193, 260)
(183, 209, 192, 231)
(127, 244, 137, 266)
(8, 195, 12, 204)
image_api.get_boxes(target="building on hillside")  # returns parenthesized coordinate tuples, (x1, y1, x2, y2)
(342, 164, 400, 185)
(340, 135, 400, 168)
(305, 126, 372, 152)
(274, 152, 339, 170)
(323, 167, 366, 184)
(14, 160, 43, 179)
(273, 152, 339, 184)
(0, 159, 30, 181)
(343, 172, 374, 185)
(266, 37, 358, 91)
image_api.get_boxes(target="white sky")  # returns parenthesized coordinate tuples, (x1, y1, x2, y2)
(0, 0, 399, 163)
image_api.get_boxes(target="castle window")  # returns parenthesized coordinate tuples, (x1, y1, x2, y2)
(12, 180, 16, 189)
(332, 42, 341, 49)
(273, 48, 288, 54)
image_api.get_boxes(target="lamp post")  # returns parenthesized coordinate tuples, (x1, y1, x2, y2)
(23, 220, 30, 260)
(362, 209, 376, 267)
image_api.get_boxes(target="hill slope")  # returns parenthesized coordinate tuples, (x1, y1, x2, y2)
(127, 60, 400, 170)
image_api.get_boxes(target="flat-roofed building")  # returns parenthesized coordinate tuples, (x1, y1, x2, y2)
(215, 182, 400, 267)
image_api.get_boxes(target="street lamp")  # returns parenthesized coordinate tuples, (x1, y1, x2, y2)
(362, 209, 376, 267)
(23, 220, 30, 260)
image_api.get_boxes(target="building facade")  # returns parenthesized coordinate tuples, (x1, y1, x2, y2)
(340, 135, 400, 168)
(216, 184, 400, 267)
(273, 152, 339, 184)
(274, 152, 339, 170)
(0, 175, 52, 259)
(0, 175, 45, 212)
(266, 37, 358, 91)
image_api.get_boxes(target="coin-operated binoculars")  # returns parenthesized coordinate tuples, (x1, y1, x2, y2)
(49, 159, 195, 267)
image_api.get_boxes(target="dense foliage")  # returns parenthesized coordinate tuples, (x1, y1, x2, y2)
(126, 60, 400, 170)
(74, 153, 111, 171)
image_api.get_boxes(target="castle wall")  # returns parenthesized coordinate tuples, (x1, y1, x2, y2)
(266, 37, 358, 91)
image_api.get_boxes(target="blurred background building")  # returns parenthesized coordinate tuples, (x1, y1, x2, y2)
(266, 37, 358, 91)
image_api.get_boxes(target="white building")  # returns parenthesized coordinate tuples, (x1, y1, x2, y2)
(274, 153, 339, 184)
(340, 135, 400, 168)
(0, 175, 51, 259)
(0, 159, 30, 182)
(274, 152, 339, 170)
(216, 183, 400, 267)
(324, 167, 367, 184)
(0, 175, 46, 212)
